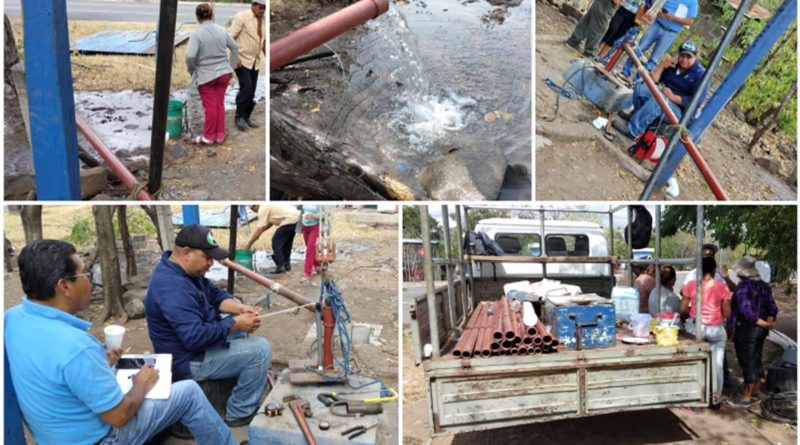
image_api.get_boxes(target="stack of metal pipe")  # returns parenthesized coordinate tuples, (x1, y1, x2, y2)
(452, 297, 560, 358)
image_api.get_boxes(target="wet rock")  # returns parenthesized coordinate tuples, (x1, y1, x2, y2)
(486, 0, 523, 5)
(123, 289, 147, 306)
(206, 147, 217, 158)
(754, 157, 781, 173)
(419, 143, 507, 200)
(80, 166, 110, 199)
(124, 299, 145, 319)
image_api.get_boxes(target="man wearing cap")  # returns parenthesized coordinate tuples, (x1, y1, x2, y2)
(6, 240, 238, 445)
(145, 224, 271, 427)
(619, 0, 698, 80)
(244, 204, 301, 274)
(230, 0, 266, 131)
(680, 243, 735, 292)
(614, 41, 705, 139)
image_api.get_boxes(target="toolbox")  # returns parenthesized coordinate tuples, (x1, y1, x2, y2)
(543, 294, 616, 350)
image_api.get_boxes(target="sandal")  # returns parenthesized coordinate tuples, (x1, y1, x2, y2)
(193, 135, 214, 145)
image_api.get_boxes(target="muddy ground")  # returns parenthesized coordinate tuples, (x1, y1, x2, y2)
(4, 18, 265, 201)
(4, 208, 399, 444)
(534, 1, 796, 201)
(402, 282, 797, 445)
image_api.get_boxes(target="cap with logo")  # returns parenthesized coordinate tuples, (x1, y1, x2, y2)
(175, 224, 230, 260)
(679, 41, 697, 56)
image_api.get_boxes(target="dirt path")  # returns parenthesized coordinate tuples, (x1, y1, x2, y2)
(4, 208, 399, 444)
(534, 1, 796, 201)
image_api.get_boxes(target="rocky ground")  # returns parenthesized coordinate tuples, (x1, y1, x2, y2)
(4, 207, 399, 444)
(534, 0, 796, 201)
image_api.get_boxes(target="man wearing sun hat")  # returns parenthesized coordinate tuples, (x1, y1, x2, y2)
(614, 40, 706, 139)
(145, 224, 272, 427)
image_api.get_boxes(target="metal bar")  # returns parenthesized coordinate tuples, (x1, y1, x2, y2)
(624, 258, 697, 265)
(23, 0, 81, 199)
(181, 205, 200, 225)
(464, 206, 474, 311)
(654, 205, 661, 316)
(609, 205, 615, 260)
(654, 0, 797, 188)
(147, 0, 179, 195)
(539, 207, 547, 278)
(420, 206, 441, 358)
(75, 115, 156, 201)
(455, 205, 468, 325)
(621, 43, 729, 201)
(468, 255, 617, 263)
(463, 205, 615, 215)
(627, 206, 633, 286)
(227, 205, 237, 295)
(695, 206, 704, 340)
(221, 259, 315, 311)
(641, 0, 752, 198)
(270, 0, 389, 71)
(442, 205, 456, 330)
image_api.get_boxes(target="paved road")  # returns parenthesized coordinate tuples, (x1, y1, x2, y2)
(5, 0, 247, 24)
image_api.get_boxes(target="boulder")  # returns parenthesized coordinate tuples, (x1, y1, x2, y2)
(80, 166, 109, 199)
(124, 299, 145, 319)
(754, 157, 781, 174)
(122, 289, 147, 306)
(420, 141, 507, 200)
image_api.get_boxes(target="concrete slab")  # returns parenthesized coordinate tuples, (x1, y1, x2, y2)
(248, 369, 385, 445)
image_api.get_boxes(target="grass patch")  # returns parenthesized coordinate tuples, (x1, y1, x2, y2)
(9, 18, 265, 92)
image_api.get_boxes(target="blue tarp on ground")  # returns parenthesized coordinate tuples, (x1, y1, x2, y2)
(72, 30, 190, 55)
(172, 207, 256, 228)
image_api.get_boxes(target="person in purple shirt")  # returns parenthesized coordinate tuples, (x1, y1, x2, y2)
(727, 256, 778, 407)
(614, 40, 705, 139)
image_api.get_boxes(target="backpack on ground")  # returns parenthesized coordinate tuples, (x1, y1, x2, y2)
(627, 130, 667, 163)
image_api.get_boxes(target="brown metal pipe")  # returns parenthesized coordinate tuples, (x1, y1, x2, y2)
(221, 259, 315, 311)
(452, 303, 484, 357)
(535, 321, 552, 344)
(75, 114, 155, 201)
(493, 299, 505, 340)
(270, 0, 390, 71)
(621, 43, 729, 201)
(502, 298, 515, 339)
(532, 335, 543, 346)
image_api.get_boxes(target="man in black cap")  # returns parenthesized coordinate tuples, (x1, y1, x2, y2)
(145, 224, 271, 427)
(614, 40, 706, 139)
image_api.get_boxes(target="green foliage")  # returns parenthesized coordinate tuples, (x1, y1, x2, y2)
(112, 209, 157, 238)
(403, 206, 442, 241)
(661, 206, 797, 278)
(64, 217, 95, 247)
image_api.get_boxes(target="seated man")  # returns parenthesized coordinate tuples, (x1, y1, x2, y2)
(649, 265, 681, 316)
(615, 40, 705, 139)
(145, 224, 271, 427)
(634, 263, 656, 313)
(5, 240, 237, 445)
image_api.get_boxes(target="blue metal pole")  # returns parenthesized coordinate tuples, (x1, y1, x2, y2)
(182, 205, 200, 225)
(23, 0, 81, 199)
(655, 0, 797, 187)
(4, 350, 26, 445)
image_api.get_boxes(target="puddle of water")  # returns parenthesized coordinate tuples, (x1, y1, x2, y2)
(73, 75, 266, 155)
(319, 0, 532, 198)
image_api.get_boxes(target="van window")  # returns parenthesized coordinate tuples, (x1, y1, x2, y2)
(545, 234, 590, 256)
(494, 233, 541, 256)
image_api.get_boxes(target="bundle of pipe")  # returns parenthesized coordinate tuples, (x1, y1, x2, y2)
(452, 297, 560, 358)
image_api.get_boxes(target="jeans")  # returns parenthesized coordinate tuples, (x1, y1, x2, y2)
(198, 73, 232, 142)
(627, 80, 683, 137)
(621, 21, 680, 78)
(271, 224, 296, 269)
(687, 320, 727, 399)
(190, 333, 271, 420)
(567, 0, 618, 56)
(235, 66, 259, 120)
(98, 380, 236, 445)
(302, 224, 320, 278)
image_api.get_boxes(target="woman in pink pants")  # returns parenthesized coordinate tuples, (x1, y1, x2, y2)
(185, 3, 238, 144)
(301, 205, 321, 282)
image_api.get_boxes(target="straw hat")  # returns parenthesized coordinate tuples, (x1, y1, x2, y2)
(734, 255, 760, 279)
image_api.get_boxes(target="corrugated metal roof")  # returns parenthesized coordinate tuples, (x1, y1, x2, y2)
(72, 30, 190, 55)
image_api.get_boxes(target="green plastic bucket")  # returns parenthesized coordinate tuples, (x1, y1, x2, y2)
(167, 99, 185, 139)
(234, 249, 254, 272)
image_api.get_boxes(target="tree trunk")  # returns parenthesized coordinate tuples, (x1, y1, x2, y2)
(20, 204, 42, 244)
(748, 82, 797, 153)
(117, 206, 137, 278)
(92, 206, 127, 324)
(4, 236, 13, 272)
(140, 205, 164, 251)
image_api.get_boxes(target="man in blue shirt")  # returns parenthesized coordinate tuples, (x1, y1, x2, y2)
(615, 40, 705, 139)
(620, 0, 698, 80)
(145, 224, 271, 427)
(4, 240, 237, 445)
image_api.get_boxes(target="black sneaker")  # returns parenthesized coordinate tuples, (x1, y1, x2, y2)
(244, 117, 259, 129)
(235, 117, 248, 132)
(284, 264, 291, 272)
(565, 40, 581, 53)
(272, 265, 286, 274)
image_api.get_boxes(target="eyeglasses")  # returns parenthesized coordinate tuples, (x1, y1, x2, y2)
(68, 271, 93, 281)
